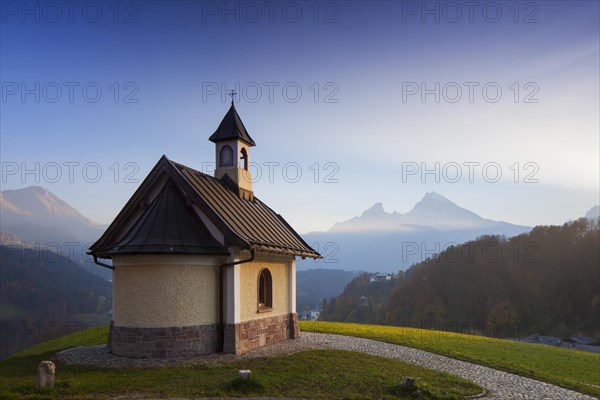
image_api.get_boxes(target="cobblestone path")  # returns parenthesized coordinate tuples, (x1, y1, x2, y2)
(56, 332, 597, 399)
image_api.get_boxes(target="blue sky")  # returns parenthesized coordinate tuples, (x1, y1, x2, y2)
(1, 0, 598, 233)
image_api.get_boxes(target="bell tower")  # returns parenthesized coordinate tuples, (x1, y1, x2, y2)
(209, 97, 256, 201)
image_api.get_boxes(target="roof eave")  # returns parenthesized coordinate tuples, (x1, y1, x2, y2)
(251, 243, 322, 259)
(208, 134, 256, 147)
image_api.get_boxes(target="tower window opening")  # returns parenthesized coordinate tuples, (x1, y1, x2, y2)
(220, 145, 233, 167)
(240, 148, 248, 170)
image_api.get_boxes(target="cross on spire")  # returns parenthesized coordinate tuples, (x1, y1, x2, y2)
(228, 89, 237, 105)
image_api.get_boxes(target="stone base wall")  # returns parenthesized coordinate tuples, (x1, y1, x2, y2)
(108, 321, 219, 358)
(224, 313, 300, 354)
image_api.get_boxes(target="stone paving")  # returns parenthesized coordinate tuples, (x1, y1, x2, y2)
(56, 333, 598, 399)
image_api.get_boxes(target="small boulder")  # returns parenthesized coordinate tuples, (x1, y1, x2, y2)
(36, 361, 56, 389)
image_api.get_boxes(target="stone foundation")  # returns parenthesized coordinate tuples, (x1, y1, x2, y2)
(224, 313, 300, 354)
(108, 321, 219, 358)
(107, 313, 299, 357)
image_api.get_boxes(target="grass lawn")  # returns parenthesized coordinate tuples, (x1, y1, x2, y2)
(300, 321, 600, 397)
(0, 326, 481, 399)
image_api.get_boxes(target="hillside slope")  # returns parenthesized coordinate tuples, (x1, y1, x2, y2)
(321, 218, 600, 339)
(0, 245, 112, 359)
(296, 268, 361, 311)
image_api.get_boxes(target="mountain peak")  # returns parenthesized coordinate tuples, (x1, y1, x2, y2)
(328, 192, 530, 233)
(408, 192, 460, 215)
(585, 205, 599, 220)
(1, 186, 80, 218)
(1, 185, 106, 244)
(420, 191, 454, 204)
(23, 185, 48, 192)
(361, 202, 386, 217)
(406, 191, 480, 222)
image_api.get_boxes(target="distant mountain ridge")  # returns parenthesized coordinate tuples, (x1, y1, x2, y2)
(329, 192, 530, 233)
(1, 186, 103, 226)
(0, 186, 109, 279)
(300, 192, 532, 273)
(0, 186, 105, 242)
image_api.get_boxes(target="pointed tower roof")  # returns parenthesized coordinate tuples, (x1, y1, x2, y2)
(209, 103, 256, 147)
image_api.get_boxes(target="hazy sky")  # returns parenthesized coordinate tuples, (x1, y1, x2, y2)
(1, 1, 598, 233)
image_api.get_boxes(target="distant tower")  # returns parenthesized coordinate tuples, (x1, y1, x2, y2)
(209, 96, 256, 200)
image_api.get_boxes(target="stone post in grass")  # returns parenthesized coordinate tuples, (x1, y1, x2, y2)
(238, 369, 252, 380)
(36, 361, 56, 389)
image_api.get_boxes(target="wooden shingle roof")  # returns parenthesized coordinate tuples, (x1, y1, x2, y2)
(89, 156, 320, 260)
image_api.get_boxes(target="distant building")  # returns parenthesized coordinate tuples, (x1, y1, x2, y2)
(523, 334, 600, 353)
(369, 273, 392, 283)
(562, 336, 599, 346)
(298, 310, 320, 321)
(560, 336, 600, 353)
(524, 334, 561, 347)
(298, 311, 310, 321)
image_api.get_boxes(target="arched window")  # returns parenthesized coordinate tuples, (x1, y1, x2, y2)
(258, 268, 272, 310)
(220, 145, 233, 167)
(240, 148, 248, 170)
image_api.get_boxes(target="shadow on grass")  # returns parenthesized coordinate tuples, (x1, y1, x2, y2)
(388, 379, 455, 400)
(224, 376, 266, 395)
(1, 384, 57, 400)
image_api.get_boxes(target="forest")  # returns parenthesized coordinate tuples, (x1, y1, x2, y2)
(0, 245, 112, 359)
(321, 218, 600, 340)
(296, 268, 361, 311)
